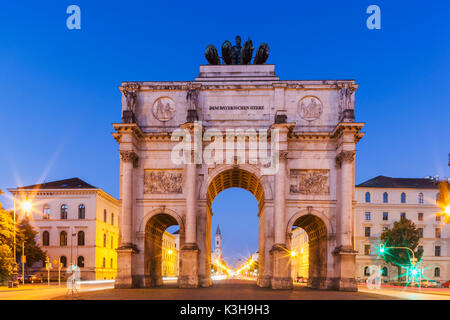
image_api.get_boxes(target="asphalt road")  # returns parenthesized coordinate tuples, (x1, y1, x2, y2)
(2, 279, 449, 300)
(56, 279, 399, 300)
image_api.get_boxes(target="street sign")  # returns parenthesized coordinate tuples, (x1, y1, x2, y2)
(46, 262, 52, 270)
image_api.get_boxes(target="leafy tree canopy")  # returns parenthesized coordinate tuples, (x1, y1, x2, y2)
(380, 217, 423, 269)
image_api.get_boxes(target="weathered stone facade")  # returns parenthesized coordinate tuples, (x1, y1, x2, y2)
(113, 64, 364, 290)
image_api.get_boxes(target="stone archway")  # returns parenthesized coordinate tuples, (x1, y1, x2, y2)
(204, 166, 266, 284)
(113, 63, 364, 291)
(289, 214, 328, 289)
(144, 213, 181, 287)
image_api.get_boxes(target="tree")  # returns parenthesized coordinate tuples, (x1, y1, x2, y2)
(0, 201, 15, 283)
(380, 217, 423, 281)
(16, 217, 46, 268)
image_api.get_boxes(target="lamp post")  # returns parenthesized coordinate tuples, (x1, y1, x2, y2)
(380, 244, 420, 286)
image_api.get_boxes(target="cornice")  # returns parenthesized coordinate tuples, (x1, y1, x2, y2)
(330, 122, 365, 140)
(112, 123, 144, 143)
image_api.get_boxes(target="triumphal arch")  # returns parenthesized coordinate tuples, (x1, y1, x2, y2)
(113, 40, 364, 291)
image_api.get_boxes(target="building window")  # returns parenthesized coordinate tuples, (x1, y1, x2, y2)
(418, 228, 423, 238)
(383, 192, 389, 203)
(418, 212, 423, 221)
(103, 234, 107, 247)
(43, 231, 50, 246)
(78, 256, 85, 268)
(60, 256, 67, 268)
(400, 212, 406, 219)
(43, 206, 50, 220)
(60, 231, 68, 246)
(365, 227, 371, 237)
(78, 204, 85, 219)
(435, 228, 441, 238)
(365, 192, 371, 203)
(102, 257, 106, 268)
(110, 258, 113, 268)
(401, 193, 406, 203)
(365, 212, 371, 221)
(364, 245, 371, 255)
(364, 266, 370, 276)
(418, 193, 424, 204)
(436, 213, 441, 222)
(381, 267, 388, 277)
(104, 210, 107, 223)
(383, 212, 388, 221)
(435, 246, 441, 257)
(436, 193, 440, 202)
(434, 267, 440, 277)
(111, 213, 114, 226)
(60, 204, 68, 219)
(78, 231, 85, 246)
(111, 236, 114, 249)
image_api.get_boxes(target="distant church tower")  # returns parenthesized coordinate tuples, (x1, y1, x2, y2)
(214, 225, 223, 260)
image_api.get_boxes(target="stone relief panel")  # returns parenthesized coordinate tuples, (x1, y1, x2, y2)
(298, 96, 323, 121)
(290, 169, 329, 195)
(144, 170, 183, 194)
(152, 97, 176, 122)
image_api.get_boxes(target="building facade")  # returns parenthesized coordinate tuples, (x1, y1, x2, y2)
(162, 230, 179, 277)
(355, 176, 450, 283)
(290, 227, 309, 280)
(9, 178, 120, 280)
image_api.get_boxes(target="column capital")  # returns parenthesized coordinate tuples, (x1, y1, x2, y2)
(335, 151, 355, 167)
(120, 150, 139, 168)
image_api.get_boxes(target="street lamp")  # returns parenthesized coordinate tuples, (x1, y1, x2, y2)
(21, 200, 32, 285)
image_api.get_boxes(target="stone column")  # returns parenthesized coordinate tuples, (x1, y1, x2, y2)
(270, 123, 293, 289)
(274, 151, 287, 245)
(115, 150, 138, 289)
(333, 150, 357, 291)
(179, 148, 199, 288)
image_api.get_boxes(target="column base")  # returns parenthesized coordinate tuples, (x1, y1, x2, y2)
(332, 245, 358, 292)
(115, 245, 139, 289)
(179, 243, 199, 288)
(257, 275, 272, 288)
(199, 275, 212, 287)
(270, 244, 293, 290)
(309, 277, 329, 290)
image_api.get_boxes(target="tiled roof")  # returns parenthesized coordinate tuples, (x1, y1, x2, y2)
(18, 178, 97, 190)
(356, 175, 440, 189)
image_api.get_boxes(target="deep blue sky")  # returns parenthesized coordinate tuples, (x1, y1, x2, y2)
(1, 1, 449, 264)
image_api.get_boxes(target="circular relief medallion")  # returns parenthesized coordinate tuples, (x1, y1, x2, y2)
(298, 96, 323, 121)
(152, 97, 175, 122)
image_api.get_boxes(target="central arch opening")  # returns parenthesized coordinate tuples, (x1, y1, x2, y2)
(206, 168, 265, 283)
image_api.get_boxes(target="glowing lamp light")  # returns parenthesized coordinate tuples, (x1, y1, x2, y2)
(167, 249, 173, 255)
(445, 205, 450, 216)
(21, 201, 32, 213)
(290, 251, 298, 257)
(379, 246, 385, 254)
